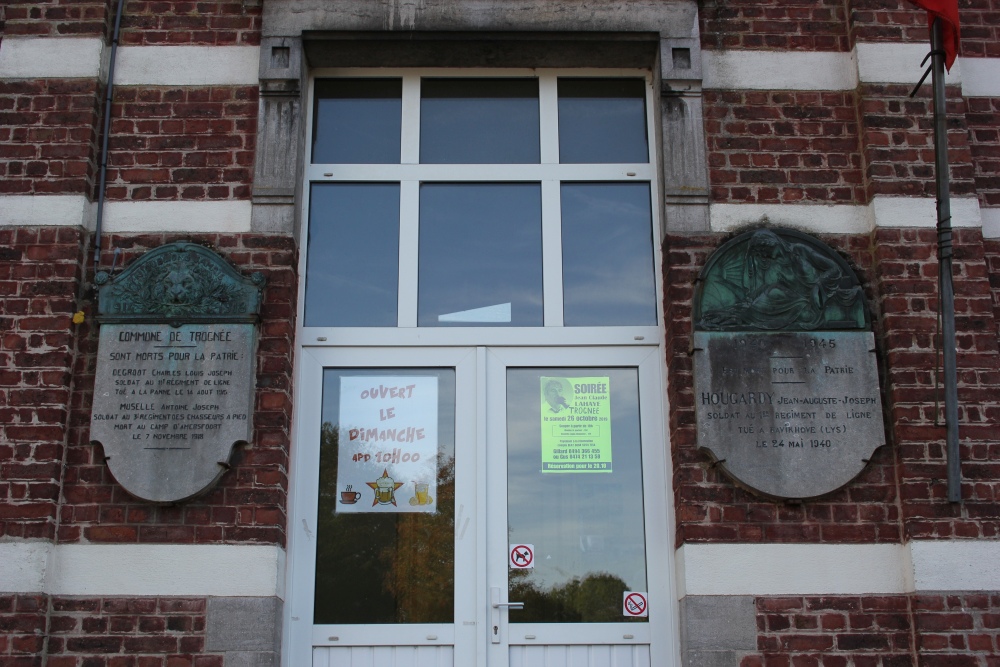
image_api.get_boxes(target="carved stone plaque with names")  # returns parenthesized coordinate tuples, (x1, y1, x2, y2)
(90, 242, 265, 503)
(692, 228, 885, 499)
(91, 324, 256, 503)
(693, 331, 884, 499)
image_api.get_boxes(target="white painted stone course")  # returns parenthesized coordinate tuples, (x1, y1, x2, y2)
(103, 200, 253, 233)
(0, 37, 105, 79)
(702, 50, 858, 91)
(115, 46, 260, 86)
(0, 195, 92, 228)
(983, 208, 1000, 239)
(0, 543, 286, 598)
(709, 197, 982, 234)
(676, 541, 1000, 598)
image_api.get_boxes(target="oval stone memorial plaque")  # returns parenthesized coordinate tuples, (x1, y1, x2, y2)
(693, 330, 884, 499)
(89, 242, 265, 503)
(91, 324, 256, 503)
(692, 228, 886, 499)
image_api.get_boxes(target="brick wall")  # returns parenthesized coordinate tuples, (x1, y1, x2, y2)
(988, 241, 1000, 340)
(698, 0, 849, 52)
(958, 0, 1000, 58)
(58, 233, 295, 546)
(1, 0, 111, 38)
(0, 227, 86, 541)
(745, 595, 914, 666)
(120, 0, 262, 46)
(704, 90, 865, 205)
(967, 97, 1000, 209)
(873, 228, 1000, 538)
(858, 84, 976, 201)
(0, 594, 47, 666)
(0, 79, 102, 197)
(741, 593, 1000, 667)
(847, 0, 930, 45)
(105, 87, 257, 202)
(47, 596, 219, 667)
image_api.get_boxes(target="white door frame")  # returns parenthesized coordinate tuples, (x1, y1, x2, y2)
(283, 345, 678, 666)
(284, 346, 480, 666)
(484, 346, 675, 666)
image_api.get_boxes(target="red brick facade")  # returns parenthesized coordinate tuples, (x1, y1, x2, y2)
(742, 593, 1000, 667)
(1, 0, 112, 38)
(120, 0, 262, 46)
(0, 80, 101, 197)
(0, 227, 86, 541)
(105, 87, 257, 201)
(48, 596, 220, 667)
(704, 90, 865, 205)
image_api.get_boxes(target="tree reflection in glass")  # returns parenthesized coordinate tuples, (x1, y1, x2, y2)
(314, 369, 456, 624)
(506, 368, 648, 623)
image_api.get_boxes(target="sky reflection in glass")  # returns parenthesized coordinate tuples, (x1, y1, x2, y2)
(561, 183, 657, 326)
(312, 79, 402, 164)
(305, 184, 400, 327)
(558, 78, 648, 164)
(418, 184, 543, 327)
(506, 368, 647, 623)
(420, 79, 540, 164)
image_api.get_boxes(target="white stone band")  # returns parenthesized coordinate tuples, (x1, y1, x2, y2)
(0, 195, 93, 227)
(982, 208, 1000, 239)
(0, 196, 252, 233)
(103, 200, 253, 233)
(703, 50, 858, 91)
(0, 543, 286, 598)
(677, 540, 1000, 597)
(704, 46, 995, 92)
(0, 37, 105, 79)
(710, 197, 982, 234)
(115, 45, 260, 86)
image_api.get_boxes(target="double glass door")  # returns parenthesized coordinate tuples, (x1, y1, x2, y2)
(286, 346, 673, 667)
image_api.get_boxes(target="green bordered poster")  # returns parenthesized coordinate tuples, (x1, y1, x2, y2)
(540, 376, 612, 473)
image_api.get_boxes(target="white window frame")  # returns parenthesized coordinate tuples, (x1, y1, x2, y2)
(297, 67, 665, 349)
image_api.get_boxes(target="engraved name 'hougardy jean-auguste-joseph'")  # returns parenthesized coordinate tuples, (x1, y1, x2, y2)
(700, 391, 774, 406)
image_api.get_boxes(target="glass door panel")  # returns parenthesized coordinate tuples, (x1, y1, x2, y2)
(485, 347, 672, 667)
(314, 368, 456, 624)
(505, 368, 647, 623)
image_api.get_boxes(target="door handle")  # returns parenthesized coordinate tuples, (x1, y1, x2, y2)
(490, 587, 524, 644)
(492, 601, 525, 610)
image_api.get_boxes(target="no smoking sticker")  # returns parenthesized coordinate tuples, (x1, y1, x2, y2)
(509, 544, 534, 569)
(623, 591, 648, 617)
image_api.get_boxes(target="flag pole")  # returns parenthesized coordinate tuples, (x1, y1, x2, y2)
(928, 18, 962, 503)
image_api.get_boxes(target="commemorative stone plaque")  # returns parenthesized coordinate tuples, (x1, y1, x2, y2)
(90, 243, 265, 503)
(692, 228, 885, 499)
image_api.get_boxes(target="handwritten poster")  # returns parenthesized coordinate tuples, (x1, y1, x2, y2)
(540, 376, 612, 473)
(337, 376, 439, 513)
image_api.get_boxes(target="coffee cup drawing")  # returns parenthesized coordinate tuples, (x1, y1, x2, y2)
(340, 485, 361, 504)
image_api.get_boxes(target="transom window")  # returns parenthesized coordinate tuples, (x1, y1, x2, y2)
(303, 70, 659, 331)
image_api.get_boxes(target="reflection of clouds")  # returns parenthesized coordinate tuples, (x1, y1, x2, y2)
(558, 98, 647, 162)
(506, 369, 648, 592)
(561, 184, 655, 324)
(419, 184, 543, 324)
(422, 99, 539, 163)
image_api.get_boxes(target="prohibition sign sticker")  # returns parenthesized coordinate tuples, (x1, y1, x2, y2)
(623, 591, 648, 617)
(509, 544, 534, 569)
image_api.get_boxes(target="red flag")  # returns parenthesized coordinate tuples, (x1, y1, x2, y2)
(909, 0, 961, 71)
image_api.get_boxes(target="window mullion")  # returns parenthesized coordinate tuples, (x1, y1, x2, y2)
(400, 74, 421, 164)
(398, 180, 420, 327)
(538, 73, 560, 164)
(541, 179, 564, 327)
